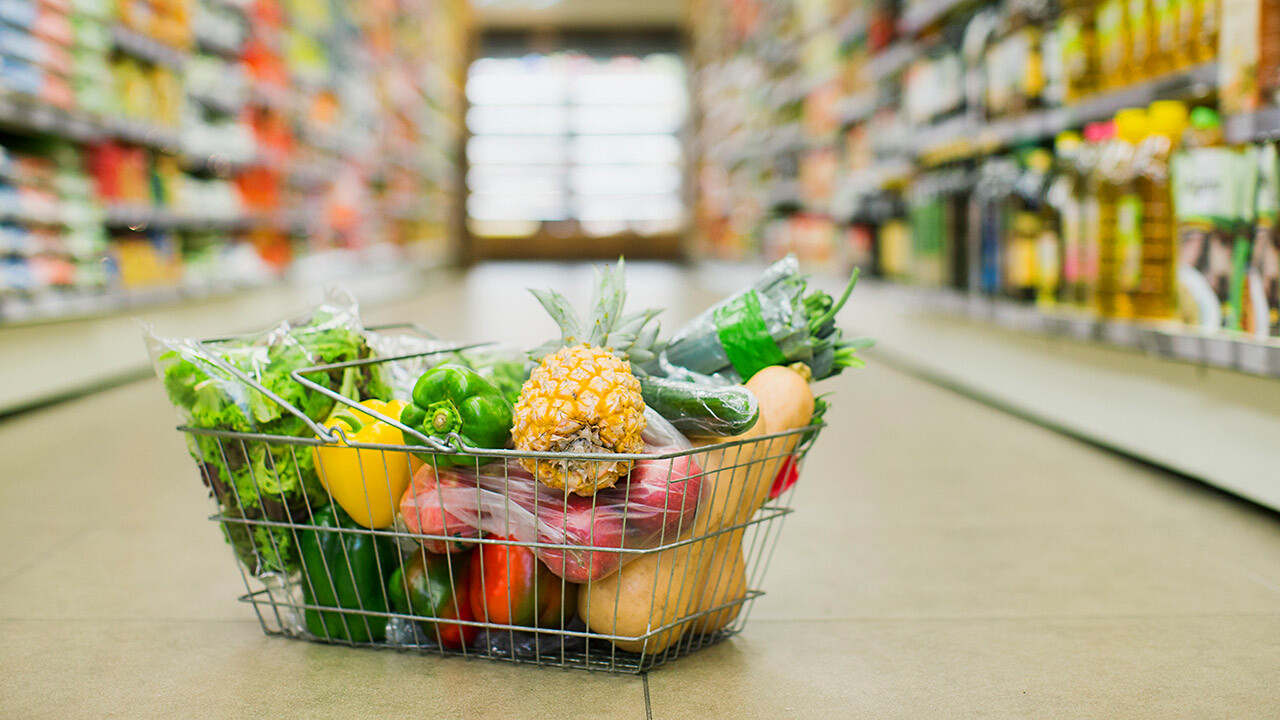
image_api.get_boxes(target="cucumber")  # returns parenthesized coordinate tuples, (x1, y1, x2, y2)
(638, 375, 759, 437)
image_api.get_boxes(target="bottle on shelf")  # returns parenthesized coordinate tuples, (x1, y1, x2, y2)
(1096, 107, 1146, 319)
(1006, 149, 1045, 302)
(1130, 100, 1188, 320)
(1247, 142, 1279, 336)
(1128, 0, 1155, 78)
(1081, 119, 1117, 309)
(1151, 0, 1187, 70)
(1249, 144, 1280, 338)
(1191, 0, 1219, 62)
(1170, 107, 1246, 330)
(1026, 148, 1064, 306)
(975, 156, 1020, 295)
(1059, 0, 1101, 100)
(1096, 0, 1131, 88)
(1049, 131, 1085, 303)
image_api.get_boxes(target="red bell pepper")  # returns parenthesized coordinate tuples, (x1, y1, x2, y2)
(469, 537, 575, 628)
(768, 455, 800, 500)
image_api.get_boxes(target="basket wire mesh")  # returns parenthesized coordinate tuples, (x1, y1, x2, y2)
(178, 346, 820, 673)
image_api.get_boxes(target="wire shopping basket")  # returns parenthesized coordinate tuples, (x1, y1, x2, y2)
(176, 344, 821, 673)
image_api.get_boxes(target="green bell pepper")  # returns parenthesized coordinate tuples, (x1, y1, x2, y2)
(388, 549, 477, 649)
(297, 505, 397, 643)
(400, 364, 513, 468)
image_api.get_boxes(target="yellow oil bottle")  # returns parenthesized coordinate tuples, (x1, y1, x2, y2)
(1192, 0, 1219, 62)
(1131, 101, 1189, 319)
(1153, 0, 1188, 69)
(1097, 109, 1146, 318)
(1081, 120, 1117, 308)
(1128, 0, 1155, 78)
(1060, 0, 1101, 100)
(1096, 0, 1131, 88)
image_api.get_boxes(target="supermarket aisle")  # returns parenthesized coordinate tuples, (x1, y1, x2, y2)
(2, 265, 1279, 718)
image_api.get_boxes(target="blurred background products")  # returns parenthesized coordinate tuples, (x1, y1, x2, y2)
(687, 0, 1280, 343)
(0, 0, 471, 324)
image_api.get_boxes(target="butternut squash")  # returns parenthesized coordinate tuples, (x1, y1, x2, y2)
(578, 421, 766, 654)
(579, 366, 815, 654)
(686, 366, 814, 635)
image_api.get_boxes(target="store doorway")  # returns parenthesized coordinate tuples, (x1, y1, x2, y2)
(463, 31, 688, 260)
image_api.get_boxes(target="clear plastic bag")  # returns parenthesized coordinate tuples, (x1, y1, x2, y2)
(399, 410, 703, 583)
(145, 289, 391, 576)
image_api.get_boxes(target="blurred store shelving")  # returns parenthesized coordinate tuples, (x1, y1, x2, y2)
(686, 0, 1280, 376)
(0, 0, 471, 326)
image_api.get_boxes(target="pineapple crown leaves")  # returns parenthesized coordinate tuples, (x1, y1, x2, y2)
(528, 258, 664, 366)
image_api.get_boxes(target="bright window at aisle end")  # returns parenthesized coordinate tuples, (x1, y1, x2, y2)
(465, 53, 687, 240)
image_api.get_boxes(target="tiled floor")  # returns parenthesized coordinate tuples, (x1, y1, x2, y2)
(2, 263, 1279, 717)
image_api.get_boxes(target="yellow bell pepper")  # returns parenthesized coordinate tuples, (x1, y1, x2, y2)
(312, 400, 420, 529)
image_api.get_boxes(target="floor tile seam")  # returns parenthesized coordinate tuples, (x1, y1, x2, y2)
(0, 525, 96, 586)
(1163, 538, 1280, 597)
(745, 611, 1280, 624)
(0, 616, 263, 624)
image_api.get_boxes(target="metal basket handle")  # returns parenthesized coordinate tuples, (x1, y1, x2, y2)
(290, 343, 490, 448)
(194, 322, 448, 442)
(194, 346, 337, 440)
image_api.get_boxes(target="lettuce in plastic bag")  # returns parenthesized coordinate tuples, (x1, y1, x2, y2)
(147, 290, 391, 575)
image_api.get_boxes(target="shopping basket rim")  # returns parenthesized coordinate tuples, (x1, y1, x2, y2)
(177, 420, 825, 461)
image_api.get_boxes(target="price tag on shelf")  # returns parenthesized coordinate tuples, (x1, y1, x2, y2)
(1102, 321, 1138, 348)
(1133, 327, 1161, 354)
(1238, 343, 1271, 376)
(1169, 333, 1203, 362)
(1067, 317, 1096, 341)
(993, 302, 1019, 329)
(1203, 338, 1236, 369)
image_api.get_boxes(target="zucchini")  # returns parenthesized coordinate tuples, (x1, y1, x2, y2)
(639, 375, 759, 437)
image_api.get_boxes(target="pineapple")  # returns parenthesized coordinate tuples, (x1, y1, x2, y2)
(513, 260, 661, 496)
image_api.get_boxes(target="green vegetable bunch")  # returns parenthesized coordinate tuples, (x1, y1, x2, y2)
(653, 255, 874, 383)
(153, 303, 391, 576)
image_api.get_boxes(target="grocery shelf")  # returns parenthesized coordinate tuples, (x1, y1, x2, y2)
(0, 281, 271, 326)
(898, 0, 977, 35)
(0, 96, 101, 143)
(866, 41, 916, 82)
(188, 90, 243, 116)
(875, 284, 1280, 379)
(194, 29, 242, 59)
(102, 204, 251, 231)
(842, 279, 1280, 513)
(838, 89, 878, 126)
(841, 158, 915, 193)
(110, 25, 187, 69)
(836, 6, 868, 45)
(0, 256, 450, 414)
(1224, 106, 1280, 144)
(914, 62, 1216, 162)
(103, 117, 183, 151)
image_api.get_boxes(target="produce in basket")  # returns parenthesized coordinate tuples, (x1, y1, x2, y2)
(653, 255, 872, 383)
(579, 365, 815, 653)
(388, 548, 477, 649)
(298, 504, 399, 643)
(636, 374, 759, 437)
(444, 347, 531, 407)
(399, 410, 702, 583)
(398, 464, 482, 553)
(399, 363, 514, 468)
(313, 399, 418, 529)
(147, 291, 392, 575)
(513, 259, 661, 496)
(470, 537, 577, 629)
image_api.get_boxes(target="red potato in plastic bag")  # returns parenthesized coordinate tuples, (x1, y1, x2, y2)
(399, 466, 482, 553)
(398, 411, 703, 582)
